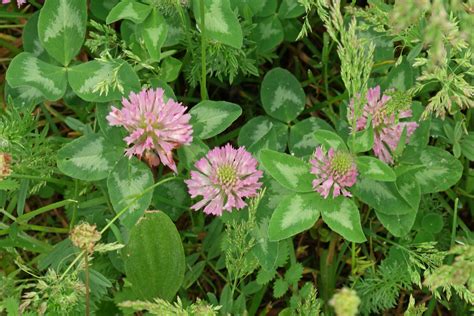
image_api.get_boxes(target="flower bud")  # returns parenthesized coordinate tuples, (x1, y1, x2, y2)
(329, 287, 360, 316)
(0, 153, 12, 179)
(70, 223, 101, 253)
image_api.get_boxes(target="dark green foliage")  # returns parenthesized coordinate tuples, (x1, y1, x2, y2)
(0, 0, 472, 315)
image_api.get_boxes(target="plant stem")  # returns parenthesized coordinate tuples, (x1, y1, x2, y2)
(0, 209, 16, 221)
(450, 198, 458, 248)
(199, 0, 208, 100)
(351, 241, 356, 275)
(205, 258, 230, 284)
(322, 32, 330, 97)
(248, 284, 267, 316)
(84, 252, 91, 316)
(437, 194, 470, 235)
(0, 24, 25, 29)
(27, 0, 42, 9)
(0, 223, 70, 235)
(10, 173, 71, 186)
(17, 199, 77, 223)
(20, 224, 69, 234)
(60, 250, 85, 281)
(0, 33, 17, 42)
(70, 180, 79, 230)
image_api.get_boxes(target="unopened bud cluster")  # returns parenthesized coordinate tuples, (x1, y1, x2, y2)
(70, 223, 101, 253)
(0, 152, 12, 179)
(329, 287, 360, 316)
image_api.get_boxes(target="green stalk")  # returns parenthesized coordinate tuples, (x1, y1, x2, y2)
(199, 0, 208, 100)
(84, 252, 91, 316)
(40, 104, 60, 135)
(248, 284, 268, 316)
(26, 0, 42, 9)
(70, 180, 79, 230)
(16, 179, 29, 217)
(0, 224, 69, 235)
(450, 198, 459, 248)
(351, 242, 356, 275)
(438, 194, 470, 235)
(322, 32, 330, 97)
(20, 224, 69, 234)
(60, 250, 85, 281)
(0, 25, 25, 29)
(0, 209, 16, 221)
(17, 199, 77, 223)
(10, 173, 71, 186)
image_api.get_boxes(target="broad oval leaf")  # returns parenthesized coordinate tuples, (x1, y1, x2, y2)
(356, 156, 396, 182)
(4, 83, 45, 110)
(461, 133, 474, 161)
(383, 58, 414, 91)
(230, 0, 266, 16)
(238, 115, 288, 152)
(107, 157, 154, 230)
(150, 78, 177, 100)
(152, 178, 190, 221)
(283, 19, 302, 42)
(314, 130, 348, 151)
(320, 197, 366, 243)
(164, 14, 185, 47)
(106, 0, 152, 24)
(256, 0, 278, 17)
(38, 0, 87, 66)
(140, 9, 168, 61)
(90, 0, 120, 22)
(252, 15, 284, 53)
(289, 117, 333, 156)
(278, 0, 305, 19)
(177, 138, 209, 170)
(123, 211, 185, 301)
(396, 173, 421, 211)
(190, 100, 242, 139)
(358, 28, 393, 63)
(252, 217, 280, 270)
(68, 59, 140, 102)
(375, 209, 417, 237)
(353, 178, 415, 215)
(161, 57, 183, 82)
(268, 193, 321, 241)
(408, 102, 430, 148)
(401, 146, 463, 194)
(421, 213, 444, 234)
(259, 149, 313, 192)
(257, 174, 290, 219)
(23, 12, 50, 61)
(193, 0, 243, 49)
(261, 68, 305, 122)
(97, 104, 127, 148)
(6, 52, 67, 101)
(57, 134, 123, 181)
(248, 127, 279, 155)
(347, 125, 374, 153)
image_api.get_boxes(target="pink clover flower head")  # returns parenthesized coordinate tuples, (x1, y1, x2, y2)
(310, 146, 357, 199)
(106, 88, 193, 173)
(349, 86, 418, 164)
(2, 0, 26, 7)
(185, 144, 263, 216)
